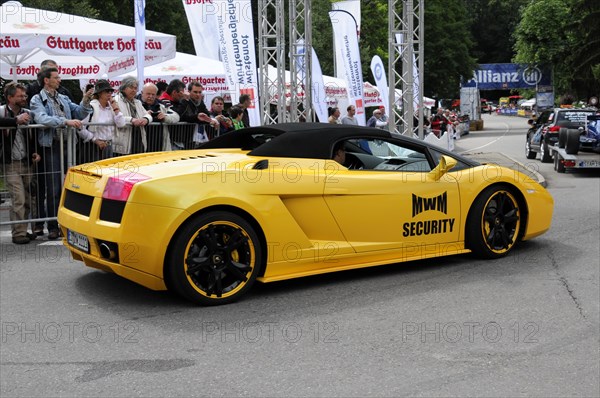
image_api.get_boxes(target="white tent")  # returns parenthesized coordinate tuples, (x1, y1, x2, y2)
(79, 52, 228, 102)
(0, 1, 176, 79)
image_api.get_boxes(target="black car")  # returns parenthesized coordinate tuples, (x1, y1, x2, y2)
(525, 108, 597, 162)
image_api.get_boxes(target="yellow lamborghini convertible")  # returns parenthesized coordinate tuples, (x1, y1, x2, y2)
(58, 124, 553, 305)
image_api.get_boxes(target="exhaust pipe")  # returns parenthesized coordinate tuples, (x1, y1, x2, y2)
(99, 242, 116, 261)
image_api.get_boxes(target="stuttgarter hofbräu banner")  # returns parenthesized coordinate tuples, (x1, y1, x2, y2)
(329, 9, 366, 126)
(0, 2, 176, 79)
(181, 0, 221, 61)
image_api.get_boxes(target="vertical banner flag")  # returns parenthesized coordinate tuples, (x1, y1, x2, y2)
(182, 0, 221, 61)
(370, 55, 389, 111)
(213, 0, 260, 126)
(329, 10, 365, 125)
(295, 40, 328, 123)
(310, 49, 329, 123)
(331, 1, 361, 80)
(134, 0, 146, 85)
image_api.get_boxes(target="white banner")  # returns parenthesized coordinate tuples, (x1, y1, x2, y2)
(134, 0, 146, 85)
(329, 10, 365, 125)
(331, 1, 361, 36)
(294, 40, 328, 124)
(181, 0, 221, 61)
(370, 55, 389, 110)
(310, 49, 329, 123)
(331, 1, 360, 80)
(213, 0, 260, 126)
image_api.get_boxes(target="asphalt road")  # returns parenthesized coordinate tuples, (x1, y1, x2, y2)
(1, 114, 599, 397)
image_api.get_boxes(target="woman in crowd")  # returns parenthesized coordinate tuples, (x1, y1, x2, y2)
(77, 79, 125, 162)
(113, 76, 152, 156)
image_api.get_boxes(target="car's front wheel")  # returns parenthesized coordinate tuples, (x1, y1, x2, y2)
(167, 211, 263, 305)
(467, 186, 522, 259)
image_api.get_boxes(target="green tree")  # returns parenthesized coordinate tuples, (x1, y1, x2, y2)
(513, 0, 600, 100)
(568, 0, 600, 98)
(97, 0, 194, 54)
(313, 0, 477, 99)
(513, 0, 572, 91)
(467, 0, 526, 63)
(423, 0, 477, 98)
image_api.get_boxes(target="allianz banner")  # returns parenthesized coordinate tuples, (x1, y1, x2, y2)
(462, 63, 552, 90)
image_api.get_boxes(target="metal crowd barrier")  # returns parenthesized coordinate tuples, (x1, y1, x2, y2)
(1, 121, 212, 232)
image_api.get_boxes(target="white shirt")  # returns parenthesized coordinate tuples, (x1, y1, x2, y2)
(78, 100, 125, 142)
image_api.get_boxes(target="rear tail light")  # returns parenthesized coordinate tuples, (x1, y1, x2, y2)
(548, 126, 561, 132)
(563, 160, 576, 168)
(102, 173, 150, 202)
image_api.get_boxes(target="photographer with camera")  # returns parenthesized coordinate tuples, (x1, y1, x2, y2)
(139, 82, 179, 152)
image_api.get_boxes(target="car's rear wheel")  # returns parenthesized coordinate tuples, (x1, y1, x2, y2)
(167, 211, 263, 305)
(525, 135, 537, 159)
(554, 154, 566, 173)
(467, 187, 522, 259)
(540, 140, 552, 163)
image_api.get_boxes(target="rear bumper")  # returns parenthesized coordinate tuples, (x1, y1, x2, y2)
(58, 195, 189, 289)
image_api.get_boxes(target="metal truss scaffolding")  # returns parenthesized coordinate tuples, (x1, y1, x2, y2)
(288, 0, 313, 122)
(258, 0, 312, 124)
(258, 0, 422, 132)
(258, 0, 286, 124)
(388, 0, 424, 137)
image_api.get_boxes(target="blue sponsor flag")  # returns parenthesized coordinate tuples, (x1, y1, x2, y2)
(462, 64, 551, 90)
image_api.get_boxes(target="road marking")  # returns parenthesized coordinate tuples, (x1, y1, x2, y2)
(458, 122, 511, 154)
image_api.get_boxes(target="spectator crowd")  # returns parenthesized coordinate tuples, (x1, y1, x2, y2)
(0, 60, 252, 244)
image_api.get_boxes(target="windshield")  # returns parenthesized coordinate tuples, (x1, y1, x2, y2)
(557, 110, 595, 124)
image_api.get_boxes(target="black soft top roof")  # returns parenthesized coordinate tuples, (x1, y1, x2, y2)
(201, 123, 395, 159)
(200, 123, 478, 166)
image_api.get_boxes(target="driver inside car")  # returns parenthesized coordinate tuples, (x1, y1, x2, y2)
(332, 141, 346, 164)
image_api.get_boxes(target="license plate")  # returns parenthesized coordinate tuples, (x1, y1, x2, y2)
(581, 160, 600, 167)
(67, 229, 90, 253)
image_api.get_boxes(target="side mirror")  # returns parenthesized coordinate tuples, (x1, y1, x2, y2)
(428, 155, 457, 181)
(527, 119, 534, 125)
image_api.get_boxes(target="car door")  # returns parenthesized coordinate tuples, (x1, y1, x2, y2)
(323, 137, 461, 253)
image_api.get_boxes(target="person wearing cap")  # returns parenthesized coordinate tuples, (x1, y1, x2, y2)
(367, 109, 388, 129)
(77, 79, 125, 163)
